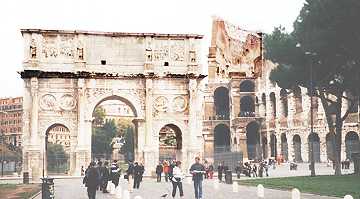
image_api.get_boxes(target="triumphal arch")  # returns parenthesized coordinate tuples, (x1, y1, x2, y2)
(20, 29, 205, 181)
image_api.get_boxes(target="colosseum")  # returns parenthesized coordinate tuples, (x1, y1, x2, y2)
(203, 18, 360, 164)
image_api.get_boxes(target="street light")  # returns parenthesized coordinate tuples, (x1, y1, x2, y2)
(305, 51, 317, 177)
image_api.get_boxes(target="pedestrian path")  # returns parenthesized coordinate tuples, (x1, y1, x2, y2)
(35, 177, 340, 199)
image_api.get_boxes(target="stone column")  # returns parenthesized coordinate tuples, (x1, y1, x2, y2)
(75, 78, 90, 175)
(143, 78, 155, 175)
(186, 78, 200, 170)
(303, 134, 309, 162)
(29, 77, 42, 182)
(288, 135, 294, 162)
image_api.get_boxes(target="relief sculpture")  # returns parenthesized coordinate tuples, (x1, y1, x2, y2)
(173, 96, 187, 112)
(40, 94, 56, 110)
(154, 96, 169, 112)
(60, 94, 76, 110)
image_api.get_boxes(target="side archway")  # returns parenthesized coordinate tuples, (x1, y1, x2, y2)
(293, 135, 302, 162)
(214, 124, 230, 152)
(345, 131, 360, 160)
(159, 124, 182, 161)
(308, 133, 321, 163)
(246, 121, 260, 160)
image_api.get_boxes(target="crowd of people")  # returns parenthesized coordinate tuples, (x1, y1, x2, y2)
(82, 159, 145, 199)
(82, 157, 277, 199)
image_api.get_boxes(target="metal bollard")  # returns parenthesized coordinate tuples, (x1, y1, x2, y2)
(344, 195, 353, 199)
(291, 188, 300, 199)
(257, 184, 264, 198)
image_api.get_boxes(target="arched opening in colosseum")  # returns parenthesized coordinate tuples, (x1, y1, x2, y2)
(159, 124, 182, 161)
(246, 121, 260, 160)
(240, 80, 255, 92)
(293, 86, 303, 113)
(347, 92, 359, 114)
(281, 133, 288, 161)
(240, 96, 255, 117)
(214, 124, 230, 152)
(345, 131, 360, 160)
(45, 124, 70, 175)
(262, 135, 268, 159)
(326, 133, 335, 161)
(255, 96, 259, 116)
(270, 133, 277, 157)
(91, 96, 137, 163)
(280, 89, 288, 117)
(261, 93, 266, 117)
(214, 87, 230, 120)
(308, 133, 321, 163)
(270, 92, 276, 118)
(293, 135, 302, 162)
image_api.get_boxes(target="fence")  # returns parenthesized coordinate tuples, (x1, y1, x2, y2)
(205, 146, 243, 171)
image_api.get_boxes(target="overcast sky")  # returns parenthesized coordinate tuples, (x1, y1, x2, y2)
(0, 0, 304, 97)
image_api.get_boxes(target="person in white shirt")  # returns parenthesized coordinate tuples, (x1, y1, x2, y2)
(171, 161, 185, 198)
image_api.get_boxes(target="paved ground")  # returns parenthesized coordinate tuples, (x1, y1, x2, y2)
(33, 177, 340, 199)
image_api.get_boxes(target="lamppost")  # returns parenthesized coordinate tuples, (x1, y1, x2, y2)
(305, 51, 317, 177)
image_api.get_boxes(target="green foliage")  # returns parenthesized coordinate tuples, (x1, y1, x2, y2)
(93, 107, 106, 126)
(47, 143, 68, 172)
(120, 126, 134, 161)
(92, 119, 118, 157)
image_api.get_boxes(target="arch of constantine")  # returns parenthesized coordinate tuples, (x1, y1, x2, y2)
(21, 29, 205, 180)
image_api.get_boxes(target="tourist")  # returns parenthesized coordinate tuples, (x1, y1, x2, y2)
(264, 161, 269, 177)
(217, 162, 224, 182)
(96, 161, 103, 191)
(163, 160, 170, 182)
(190, 157, 206, 199)
(156, 162, 163, 182)
(235, 161, 242, 179)
(110, 160, 121, 187)
(252, 164, 258, 177)
(208, 163, 214, 179)
(204, 160, 209, 179)
(133, 162, 145, 189)
(171, 161, 185, 198)
(126, 161, 135, 193)
(101, 161, 110, 193)
(83, 162, 100, 199)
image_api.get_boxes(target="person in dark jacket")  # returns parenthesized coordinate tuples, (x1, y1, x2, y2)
(156, 162, 163, 182)
(127, 161, 135, 192)
(133, 162, 145, 189)
(190, 157, 205, 199)
(101, 161, 110, 193)
(83, 162, 100, 199)
(217, 162, 224, 182)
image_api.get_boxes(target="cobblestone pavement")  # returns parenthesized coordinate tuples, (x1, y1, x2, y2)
(34, 177, 340, 199)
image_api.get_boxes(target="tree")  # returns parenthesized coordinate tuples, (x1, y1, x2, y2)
(92, 119, 118, 159)
(93, 107, 106, 127)
(120, 126, 135, 161)
(265, 0, 360, 175)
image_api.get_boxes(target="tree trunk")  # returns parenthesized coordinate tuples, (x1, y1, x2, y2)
(334, 94, 343, 176)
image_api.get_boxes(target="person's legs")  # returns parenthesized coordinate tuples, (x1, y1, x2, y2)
(193, 180, 199, 199)
(179, 182, 184, 197)
(165, 173, 168, 182)
(102, 181, 109, 193)
(87, 187, 96, 199)
(171, 181, 177, 197)
(198, 180, 203, 199)
(128, 175, 134, 192)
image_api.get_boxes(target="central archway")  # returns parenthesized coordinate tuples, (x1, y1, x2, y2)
(159, 124, 182, 161)
(91, 96, 137, 163)
(270, 133, 277, 158)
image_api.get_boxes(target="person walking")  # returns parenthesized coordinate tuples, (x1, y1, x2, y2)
(110, 160, 121, 187)
(83, 162, 100, 199)
(190, 157, 206, 199)
(208, 163, 214, 179)
(156, 162, 163, 182)
(126, 161, 135, 193)
(101, 161, 110, 193)
(252, 164, 258, 177)
(171, 161, 185, 198)
(163, 161, 170, 182)
(133, 162, 145, 189)
(217, 162, 224, 182)
(96, 161, 103, 191)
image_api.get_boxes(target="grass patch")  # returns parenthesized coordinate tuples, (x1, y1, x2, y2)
(0, 183, 41, 199)
(239, 175, 360, 198)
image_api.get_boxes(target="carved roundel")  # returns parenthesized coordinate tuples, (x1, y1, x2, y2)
(40, 94, 56, 110)
(154, 96, 169, 112)
(59, 94, 76, 110)
(173, 96, 187, 112)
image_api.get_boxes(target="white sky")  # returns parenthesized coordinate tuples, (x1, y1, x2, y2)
(0, 0, 304, 97)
